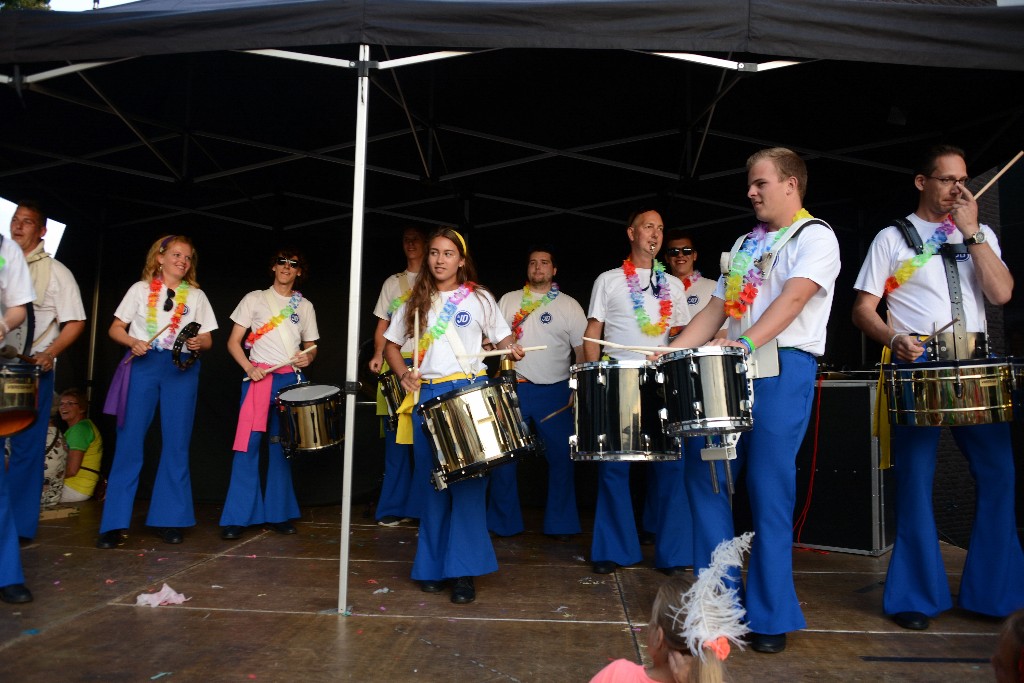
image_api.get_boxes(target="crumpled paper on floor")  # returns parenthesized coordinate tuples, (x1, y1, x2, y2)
(136, 583, 191, 607)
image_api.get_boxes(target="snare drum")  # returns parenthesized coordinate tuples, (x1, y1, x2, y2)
(569, 360, 679, 461)
(418, 378, 533, 491)
(657, 347, 753, 436)
(378, 369, 406, 428)
(884, 358, 1013, 427)
(0, 363, 40, 437)
(276, 383, 343, 456)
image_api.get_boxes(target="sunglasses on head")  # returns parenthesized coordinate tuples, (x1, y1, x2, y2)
(276, 257, 300, 268)
(666, 247, 694, 257)
(163, 288, 176, 312)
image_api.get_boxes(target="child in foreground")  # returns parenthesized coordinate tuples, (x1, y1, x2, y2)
(590, 533, 753, 683)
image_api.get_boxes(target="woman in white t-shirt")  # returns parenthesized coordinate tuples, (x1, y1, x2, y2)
(97, 235, 218, 549)
(383, 227, 524, 605)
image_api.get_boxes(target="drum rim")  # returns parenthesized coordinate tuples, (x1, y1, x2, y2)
(570, 359, 651, 373)
(884, 358, 1009, 370)
(658, 345, 744, 363)
(0, 363, 42, 375)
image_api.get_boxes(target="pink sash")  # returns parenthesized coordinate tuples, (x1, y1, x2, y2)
(232, 364, 296, 452)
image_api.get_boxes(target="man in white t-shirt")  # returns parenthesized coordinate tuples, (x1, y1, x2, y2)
(664, 230, 718, 321)
(3, 200, 86, 544)
(669, 148, 841, 654)
(583, 208, 691, 577)
(851, 144, 1023, 632)
(489, 246, 588, 538)
(369, 226, 427, 526)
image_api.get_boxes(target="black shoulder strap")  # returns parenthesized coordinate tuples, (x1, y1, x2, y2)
(892, 217, 924, 255)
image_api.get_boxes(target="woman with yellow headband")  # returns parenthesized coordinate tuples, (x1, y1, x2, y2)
(97, 235, 218, 550)
(383, 226, 525, 604)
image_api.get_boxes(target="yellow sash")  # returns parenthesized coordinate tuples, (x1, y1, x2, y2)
(395, 371, 486, 444)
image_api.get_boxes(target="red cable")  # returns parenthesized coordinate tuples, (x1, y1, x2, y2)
(794, 373, 825, 542)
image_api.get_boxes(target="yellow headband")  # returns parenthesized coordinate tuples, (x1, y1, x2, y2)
(450, 229, 467, 255)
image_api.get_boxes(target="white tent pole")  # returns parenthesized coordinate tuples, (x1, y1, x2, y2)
(338, 43, 371, 615)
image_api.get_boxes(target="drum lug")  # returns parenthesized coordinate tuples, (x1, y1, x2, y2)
(736, 362, 748, 374)
(597, 372, 606, 386)
(641, 433, 651, 451)
(655, 371, 665, 384)
(569, 434, 578, 451)
(658, 407, 668, 421)
(689, 361, 699, 375)
(692, 400, 703, 416)
(597, 434, 607, 452)
(431, 469, 448, 491)
(568, 377, 577, 390)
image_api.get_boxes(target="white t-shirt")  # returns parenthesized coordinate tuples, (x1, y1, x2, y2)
(21, 256, 87, 354)
(682, 275, 719, 317)
(373, 270, 418, 355)
(853, 214, 1002, 335)
(713, 222, 841, 356)
(497, 286, 588, 384)
(384, 286, 511, 379)
(113, 280, 219, 351)
(587, 265, 689, 360)
(230, 288, 319, 366)
(0, 238, 35, 310)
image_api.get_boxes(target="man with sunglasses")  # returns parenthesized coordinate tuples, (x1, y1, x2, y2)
(3, 200, 86, 548)
(664, 231, 720, 325)
(851, 144, 1023, 631)
(220, 249, 318, 541)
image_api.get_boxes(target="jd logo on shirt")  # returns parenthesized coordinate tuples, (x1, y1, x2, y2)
(687, 295, 699, 306)
(454, 310, 472, 327)
(540, 312, 553, 324)
(956, 252, 969, 262)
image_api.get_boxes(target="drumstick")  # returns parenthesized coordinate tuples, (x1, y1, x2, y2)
(242, 344, 317, 381)
(974, 150, 1023, 200)
(919, 318, 959, 347)
(539, 402, 571, 423)
(122, 323, 172, 364)
(457, 345, 547, 359)
(582, 336, 675, 355)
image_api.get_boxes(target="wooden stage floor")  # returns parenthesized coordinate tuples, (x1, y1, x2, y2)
(0, 501, 1003, 682)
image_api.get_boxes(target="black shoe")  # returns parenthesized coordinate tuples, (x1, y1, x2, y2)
(269, 521, 297, 535)
(157, 527, 183, 544)
(658, 566, 691, 577)
(221, 526, 244, 540)
(451, 576, 476, 604)
(749, 632, 787, 654)
(592, 560, 617, 575)
(419, 580, 446, 593)
(96, 530, 123, 549)
(893, 611, 930, 631)
(0, 583, 33, 604)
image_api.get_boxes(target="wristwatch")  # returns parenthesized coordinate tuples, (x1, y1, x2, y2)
(964, 230, 986, 246)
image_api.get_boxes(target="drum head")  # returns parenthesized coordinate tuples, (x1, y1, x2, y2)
(278, 383, 341, 405)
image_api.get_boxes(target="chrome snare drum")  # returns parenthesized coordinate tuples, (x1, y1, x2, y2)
(657, 346, 753, 436)
(884, 358, 1013, 427)
(569, 360, 679, 461)
(378, 369, 406, 428)
(0, 363, 40, 437)
(418, 378, 534, 491)
(276, 383, 343, 456)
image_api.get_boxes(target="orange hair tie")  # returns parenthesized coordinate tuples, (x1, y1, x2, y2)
(703, 636, 731, 661)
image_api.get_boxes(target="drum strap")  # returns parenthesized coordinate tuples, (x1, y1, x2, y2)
(892, 217, 970, 359)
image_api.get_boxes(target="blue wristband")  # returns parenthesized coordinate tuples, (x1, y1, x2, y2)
(737, 336, 755, 354)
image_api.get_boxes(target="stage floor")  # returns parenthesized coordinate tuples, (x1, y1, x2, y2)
(0, 501, 1003, 682)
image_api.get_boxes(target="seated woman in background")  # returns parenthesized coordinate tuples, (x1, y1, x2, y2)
(40, 395, 70, 507)
(56, 388, 103, 502)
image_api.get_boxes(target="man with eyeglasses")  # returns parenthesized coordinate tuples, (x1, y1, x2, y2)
(487, 245, 587, 540)
(220, 248, 318, 541)
(851, 144, 1023, 631)
(3, 201, 86, 544)
(582, 208, 693, 578)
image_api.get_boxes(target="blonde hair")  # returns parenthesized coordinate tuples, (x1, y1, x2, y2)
(141, 235, 200, 287)
(746, 147, 808, 201)
(652, 577, 730, 683)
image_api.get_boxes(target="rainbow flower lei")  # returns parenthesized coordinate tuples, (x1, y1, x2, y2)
(245, 290, 302, 349)
(884, 215, 956, 295)
(622, 258, 672, 336)
(387, 289, 412, 316)
(682, 271, 702, 291)
(147, 277, 190, 348)
(416, 282, 475, 365)
(724, 209, 812, 319)
(510, 283, 560, 339)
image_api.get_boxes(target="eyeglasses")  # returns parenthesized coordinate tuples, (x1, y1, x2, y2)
(58, 400, 78, 407)
(926, 176, 970, 187)
(276, 258, 300, 268)
(163, 288, 176, 312)
(666, 247, 694, 257)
